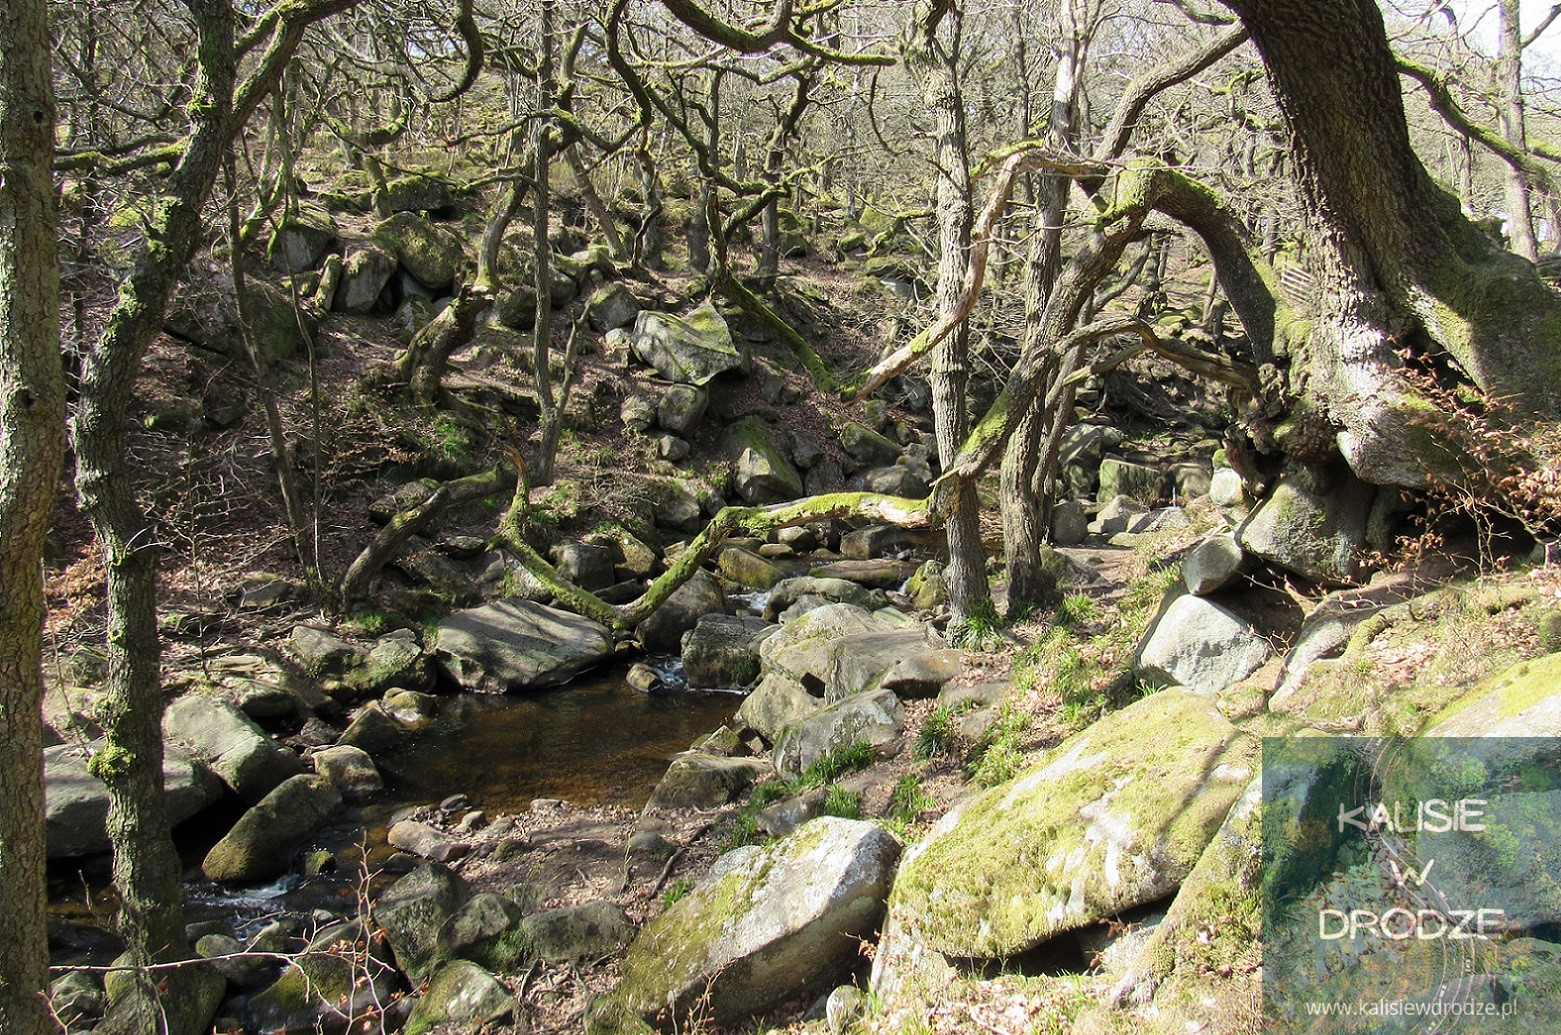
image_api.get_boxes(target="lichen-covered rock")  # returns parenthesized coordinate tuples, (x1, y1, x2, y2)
(840, 422, 901, 466)
(772, 689, 904, 781)
(333, 244, 397, 314)
(636, 569, 726, 653)
(202, 774, 342, 883)
(376, 863, 470, 982)
(518, 901, 635, 962)
(1098, 457, 1168, 505)
(44, 744, 222, 859)
(871, 689, 1255, 982)
(716, 545, 785, 590)
(164, 694, 306, 803)
(406, 961, 514, 1035)
(1182, 534, 1249, 596)
(1427, 650, 1561, 736)
(587, 282, 642, 332)
(1051, 499, 1089, 546)
(758, 603, 908, 692)
(1236, 469, 1376, 584)
(763, 577, 887, 621)
(1134, 593, 1275, 695)
(656, 384, 709, 436)
(437, 892, 526, 973)
(372, 212, 464, 290)
(645, 753, 769, 810)
(268, 200, 337, 273)
(631, 302, 747, 385)
(681, 614, 777, 689)
(720, 415, 804, 503)
(311, 745, 384, 801)
(165, 272, 318, 367)
(384, 173, 455, 214)
(344, 630, 434, 695)
(434, 600, 613, 693)
(807, 558, 914, 590)
(736, 673, 821, 744)
(246, 920, 397, 1035)
(605, 818, 900, 1030)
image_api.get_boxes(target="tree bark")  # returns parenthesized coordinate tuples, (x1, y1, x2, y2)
(532, 0, 563, 486)
(0, 0, 65, 1029)
(1222, 0, 1561, 487)
(1498, 0, 1538, 260)
(906, 0, 990, 628)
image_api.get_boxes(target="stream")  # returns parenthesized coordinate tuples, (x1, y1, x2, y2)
(48, 659, 739, 954)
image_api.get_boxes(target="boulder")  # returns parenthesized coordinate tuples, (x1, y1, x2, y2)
(334, 245, 398, 314)
(904, 560, 948, 610)
(383, 687, 439, 724)
(376, 863, 471, 982)
(312, 745, 384, 801)
(1427, 651, 1561, 737)
(681, 615, 777, 689)
(288, 625, 360, 677)
(630, 302, 747, 385)
(847, 465, 930, 498)
(656, 384, 709, 436)
(518, 901, 635, 962)
(1182, 534, 1249, 596)
(384, 173, 456, 214)
(1092, 495, 1147, 536)
(586, 282, 642, 332)
(716, 546, 785, 590)
(1235, 469, 1376, 584)
(736, 673, 821, 744)
(434, 600, 613, 693)
(620, 393, 656, 432)
(657, 435, 690, 461)
(388, 819, 471, 864)
(554, 541, 616, 591)
(840, 422, 901, 466)
(1098, 457, 1167, 505)
(763, 577, 887, 621)
(871, 690, 1254, 981)
(604, 818, 900, 1030)
(636, 570, 726, 653)
(1051, 499, 1089, 546)
(246, 921, 397, 1035)
(165, 273, 317, 368)
(823, 630, 951, 703)
(720, 416, 804, 503)
(645, 753, 769, 810)
(391, 295, 436, 341)
(202, 774, 342, 883)
(44, 745, 222, 859)
(406, 961, 514, 1035)
(758, 603, 913, 694)
(268, 201, 337, 274)
(1207, 467, 1250, 511)
(807, 558, 913, 589)
(345, 630, 435, 695)
(164, 694, 306, 803)
(653, 483, 706, 533)
(372, 212, 464, 290)
(772, 690, 904, 781)
(839, 525, 916, 560)
(493, 285, 538, 329)
(339, 701, 407, 754)
(1135, 593, 1275, 695)
(436, 892, 526, 973)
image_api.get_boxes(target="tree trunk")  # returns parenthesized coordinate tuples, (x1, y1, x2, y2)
(1222, 0, 1561, 487)
(1001, 0, 1085, 614)
(69, 1, 237, 1023)
(907, 2, 990, 628)
(1497, 0, 1538, 260)
(532, 0, 562, 486)
(0, 1, 65, 1029)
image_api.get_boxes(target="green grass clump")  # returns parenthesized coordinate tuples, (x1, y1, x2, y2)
(888, 773, 935, 825)
(914, 704, 963, 760)
(954, 598, 1006, 651)
(1055, 592, 1098, 628)
(966, 704, 1029, 788)
(661, 879, 693, 908)
(822, 785, 862, 820)
(801, 740, 875, 787)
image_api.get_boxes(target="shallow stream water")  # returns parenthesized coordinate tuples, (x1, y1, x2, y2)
(50, 661, 739, 948)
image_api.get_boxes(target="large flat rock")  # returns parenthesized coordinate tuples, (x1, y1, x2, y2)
(45, 744, 223, 859)
(434, 600, 613, 693)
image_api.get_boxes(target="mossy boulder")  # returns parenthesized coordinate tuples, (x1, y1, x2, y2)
(635, 569, 727, 653)
(406, 961, 513, 1035)
(873, 689, 1256, 968)
(384, 173, 456, 215)
(437, 892, 526, 973)
(334, 244, 397, 314)
(268, 200, 338, 274)
(1236, 469, 1376, 584)
(372, 212, 464, 290)
(165, 273, 318, 367)
(716, 545, 786, 590)
(518, 901, 635, 962)
(763, 576, 888, 621)
(1426, 650, 1561, 736)
(1098, 457, 1169, 505)
(645, 752, 769, 810)
(164, 694, 306, 803)
(772, 689, 903, 781)
(840, 422, 901, 466)
(736, 673, 820, 744)
(245, 920, 398, 1035)
(631, 302, 748, 386)
(376, 863, 470, 982)
(202, 774, 342, 883)
(681, 614, 777, 689)
(587, 282, 643, 332)
(605, 817, 900, 1031)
